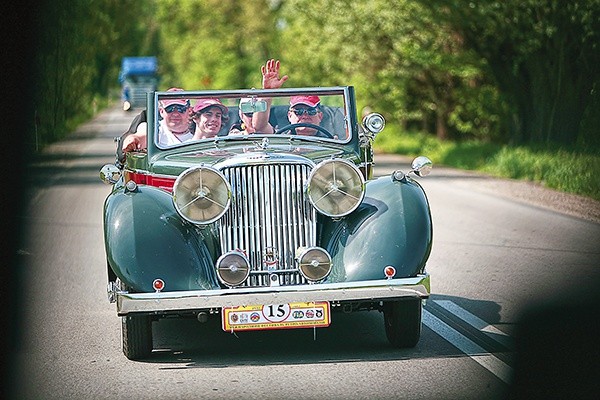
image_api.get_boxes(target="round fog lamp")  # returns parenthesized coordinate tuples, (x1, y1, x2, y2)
(216, 251, 250, 287)
(296, 247, 332, 282)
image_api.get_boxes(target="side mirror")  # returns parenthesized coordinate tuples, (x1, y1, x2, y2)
(411, 156, 433, 177)
(100, 164, 122, 185)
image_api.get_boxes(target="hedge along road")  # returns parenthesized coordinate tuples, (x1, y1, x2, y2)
(10, 104, 600, 399)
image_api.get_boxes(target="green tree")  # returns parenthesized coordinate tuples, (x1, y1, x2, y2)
(31, 0, 157, 148)
(279, 0, 504, 141)
(155, 0, 280, 89)
(424, 0, 600, 146)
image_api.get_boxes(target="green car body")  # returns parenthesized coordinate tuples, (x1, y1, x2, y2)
(101, 86, 433, 359)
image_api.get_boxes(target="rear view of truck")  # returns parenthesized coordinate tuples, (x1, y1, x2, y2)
(119, 57, 158, 111)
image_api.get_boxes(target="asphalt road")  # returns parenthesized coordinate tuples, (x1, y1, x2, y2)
(10, 105, 600, 399)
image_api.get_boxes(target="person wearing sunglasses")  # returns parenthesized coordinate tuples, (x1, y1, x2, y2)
(156, 88, 194, 146)
(122, 87, 192, 151)
(229, 59, 288, 135)
(190, 98, 229, 139)
(287, 95, 324, 136)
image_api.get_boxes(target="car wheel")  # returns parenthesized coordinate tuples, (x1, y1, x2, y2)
(122, 314, 152, 360)
(118, 280, 153, 360)
(383, 298, 422, 348)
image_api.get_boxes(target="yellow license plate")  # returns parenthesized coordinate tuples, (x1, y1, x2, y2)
(222, 302, 330, 332)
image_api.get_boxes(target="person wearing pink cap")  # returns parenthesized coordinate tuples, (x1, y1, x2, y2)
(122, 87, 192, 150)
(287, 95, 325, 136)
(156, 88, 194, 146)
(230, 59, 288, 135)
(190, 98, 229, 139)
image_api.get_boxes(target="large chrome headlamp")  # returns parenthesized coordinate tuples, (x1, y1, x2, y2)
(173, 166, 231, 224)
(306, 159, 365, 217)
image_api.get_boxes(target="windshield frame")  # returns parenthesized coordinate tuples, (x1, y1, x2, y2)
(150, 86, 357, 151)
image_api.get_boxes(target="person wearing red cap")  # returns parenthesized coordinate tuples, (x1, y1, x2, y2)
(156, 88, 194, 145)
(230, 59, 288, 135)
(287, 95, 324, 136)
(190, 98, 229, 139)
(122, 87, 192, 150)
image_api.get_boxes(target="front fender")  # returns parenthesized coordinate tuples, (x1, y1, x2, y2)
(321, 175, 432, 282)
(103, 185, 220, 292)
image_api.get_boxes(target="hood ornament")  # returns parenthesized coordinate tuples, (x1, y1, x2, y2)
(263, 246, 279, 271)
(259, 137, 270, 150)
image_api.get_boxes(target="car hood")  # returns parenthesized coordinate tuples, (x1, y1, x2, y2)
(153, 141, 357, 174)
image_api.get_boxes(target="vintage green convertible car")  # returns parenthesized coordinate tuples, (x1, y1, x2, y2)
(100, 86, 433, 360)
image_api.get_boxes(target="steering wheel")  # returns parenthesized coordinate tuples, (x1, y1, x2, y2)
(274, 123, 334, 139)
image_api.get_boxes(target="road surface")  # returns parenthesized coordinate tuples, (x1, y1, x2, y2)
(10, 105, 600, 399)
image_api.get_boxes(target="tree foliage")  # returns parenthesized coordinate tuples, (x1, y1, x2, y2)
(278, 0, 506, 141)
(422, 0, 600, 145)
(155, 0, 279, 89)
(29, 0, 599, 150)
(30, 0, 157, 147)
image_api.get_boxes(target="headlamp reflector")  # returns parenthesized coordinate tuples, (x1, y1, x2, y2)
(306, 159, 365, 217)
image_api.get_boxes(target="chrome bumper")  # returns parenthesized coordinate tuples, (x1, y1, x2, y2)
(115, 274, 430, 315)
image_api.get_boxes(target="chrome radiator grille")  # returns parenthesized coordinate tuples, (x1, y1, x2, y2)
(219, 163, 316, 287)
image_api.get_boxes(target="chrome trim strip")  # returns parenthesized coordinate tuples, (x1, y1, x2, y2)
(213, 153, 316, 171)
(116, 275, 430, 315)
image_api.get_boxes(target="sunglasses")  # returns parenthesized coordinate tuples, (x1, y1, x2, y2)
(291, 107, 319, 116)
(164, 104, 188, 114)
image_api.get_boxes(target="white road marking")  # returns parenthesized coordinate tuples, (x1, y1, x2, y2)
(433, 300, 513, 348)
(423, 310, 513, 384)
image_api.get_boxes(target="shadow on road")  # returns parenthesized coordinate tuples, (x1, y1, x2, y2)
(137, 294, 509, 369)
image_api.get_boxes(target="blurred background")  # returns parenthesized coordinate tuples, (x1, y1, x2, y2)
(14, 0, 599, 202)
(24, 0, 600, 154)
(2, 1, 599, 396)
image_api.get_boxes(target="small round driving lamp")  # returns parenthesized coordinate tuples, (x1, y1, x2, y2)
(362, 113, 385, 134)
(296, 247, 332, 282)
(306, 159, 365, 217)
(173, 166, 231, 224)
(216, 251, 250, 287)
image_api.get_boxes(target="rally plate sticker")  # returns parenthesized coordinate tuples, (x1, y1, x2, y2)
(222, 302, 330, 331)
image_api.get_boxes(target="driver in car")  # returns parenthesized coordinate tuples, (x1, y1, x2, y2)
(287, 95, 326, 136)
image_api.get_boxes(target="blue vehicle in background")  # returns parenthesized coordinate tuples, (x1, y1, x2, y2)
(119, 57, 158, 111)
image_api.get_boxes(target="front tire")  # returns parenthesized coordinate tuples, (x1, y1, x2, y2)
(118, 279, 153, 360)
(383, 298, 422, 348)
(122, 314, 152, 360)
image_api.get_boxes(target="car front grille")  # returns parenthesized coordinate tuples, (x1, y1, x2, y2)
(219, 162, 317, 287)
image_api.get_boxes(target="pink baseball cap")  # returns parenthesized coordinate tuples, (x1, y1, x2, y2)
(192, 98, 228, 114)
(159, 88, 189, 108)
(290, 95, 320, 108)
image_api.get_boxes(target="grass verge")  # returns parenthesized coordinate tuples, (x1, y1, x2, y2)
(373, 124, 600, 201)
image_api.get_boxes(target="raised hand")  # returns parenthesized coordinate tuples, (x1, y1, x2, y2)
(261, 59, 289, 89)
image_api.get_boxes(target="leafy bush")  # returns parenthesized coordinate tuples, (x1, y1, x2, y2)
(374, 128, 600, 200)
